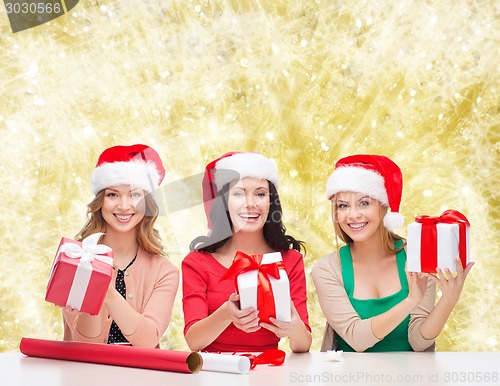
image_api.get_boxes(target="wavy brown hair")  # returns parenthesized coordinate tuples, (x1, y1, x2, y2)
(75, 190, 165, 256)
(331, 194, 405, 254)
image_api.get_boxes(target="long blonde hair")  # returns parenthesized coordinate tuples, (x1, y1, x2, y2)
(331, 194, 405, 254)
(75, 190, 165, 256)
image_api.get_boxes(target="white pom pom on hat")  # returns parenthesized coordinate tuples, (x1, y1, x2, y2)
(91, 144, 165, 195)
(325, 154, 404, 231)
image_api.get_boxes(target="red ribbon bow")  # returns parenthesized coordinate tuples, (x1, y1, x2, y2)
(414, 209, 470, 273)
(220, 251, 284, 324)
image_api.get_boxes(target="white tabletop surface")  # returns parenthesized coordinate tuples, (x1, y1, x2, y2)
(1, 351, 499, 386)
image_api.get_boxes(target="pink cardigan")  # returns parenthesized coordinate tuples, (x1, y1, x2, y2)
(63, 247, 179, 348)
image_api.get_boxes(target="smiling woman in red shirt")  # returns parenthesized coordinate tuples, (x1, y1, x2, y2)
(182, 152, 311, 353)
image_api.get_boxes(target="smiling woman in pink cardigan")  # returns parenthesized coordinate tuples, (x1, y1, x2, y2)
(62, 144, 179, 348)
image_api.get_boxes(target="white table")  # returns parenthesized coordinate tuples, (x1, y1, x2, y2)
(1, 351, 499, 386)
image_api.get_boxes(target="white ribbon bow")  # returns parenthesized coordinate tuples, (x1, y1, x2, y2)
(60, 232, 113, 266)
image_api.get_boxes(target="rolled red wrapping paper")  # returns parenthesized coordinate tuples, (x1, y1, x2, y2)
(19, 338, 202, 374)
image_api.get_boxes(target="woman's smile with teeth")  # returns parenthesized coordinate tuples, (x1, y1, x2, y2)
(115, 214, 133, 221)
(239, 213, 259, 219)
(349, 222, 367, 229)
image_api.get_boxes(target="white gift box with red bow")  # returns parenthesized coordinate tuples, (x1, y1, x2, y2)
(407, 210, 470, 273)
(236, 252, 291, 323)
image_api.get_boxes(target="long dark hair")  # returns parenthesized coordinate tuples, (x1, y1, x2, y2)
(189, 180, 305, 254)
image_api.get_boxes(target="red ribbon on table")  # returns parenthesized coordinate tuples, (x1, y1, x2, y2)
(215, 349, 285, 369)
(240, 349, 286, 369)
(414, 209, 470, 273)
(220, 251, 285, 324)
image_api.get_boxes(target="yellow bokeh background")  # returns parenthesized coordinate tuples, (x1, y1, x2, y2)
(0, 0, 498, 352)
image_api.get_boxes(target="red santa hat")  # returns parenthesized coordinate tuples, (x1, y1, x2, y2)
(325, 154, 404, 231)
(91, 144, 165, 194)
(202, 151, 279, 226)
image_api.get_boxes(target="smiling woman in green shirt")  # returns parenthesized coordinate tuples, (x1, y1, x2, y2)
(312, 154, 473, 352)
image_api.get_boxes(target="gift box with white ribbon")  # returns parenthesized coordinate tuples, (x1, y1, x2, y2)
(45, 233, 113, 315)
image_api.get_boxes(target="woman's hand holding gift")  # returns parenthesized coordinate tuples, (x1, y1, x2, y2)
(224, 293, 261, 333)
(428, 258, 474, 307)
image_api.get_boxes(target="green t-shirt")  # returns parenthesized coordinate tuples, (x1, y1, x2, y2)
(336, 240, 413, 352)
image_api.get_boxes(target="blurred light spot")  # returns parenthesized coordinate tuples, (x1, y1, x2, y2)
(83, 126, 94, 136)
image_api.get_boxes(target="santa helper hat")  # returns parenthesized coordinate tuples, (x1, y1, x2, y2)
(202, 151, 279, 228)
(325, 154, 405, 231)
(91, 144, 165, 195)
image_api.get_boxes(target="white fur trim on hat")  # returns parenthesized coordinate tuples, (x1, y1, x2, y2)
(214, 153, 279, 190)
(326, 166, 389, 204)
(91, 160, 161, 194)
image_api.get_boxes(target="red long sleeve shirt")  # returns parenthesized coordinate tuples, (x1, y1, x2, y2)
(182, 249, 310, 352)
